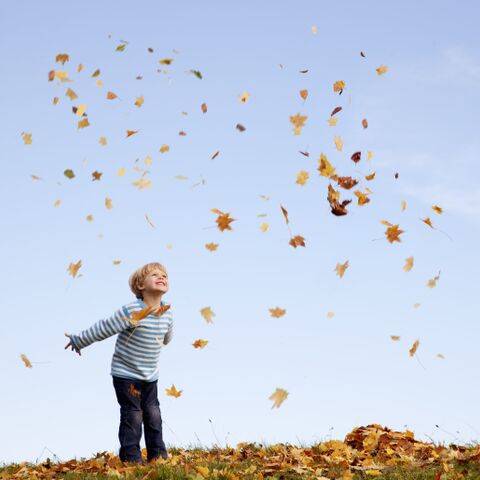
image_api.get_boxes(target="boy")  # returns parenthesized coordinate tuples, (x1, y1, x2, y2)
(64, 262, 173, 464)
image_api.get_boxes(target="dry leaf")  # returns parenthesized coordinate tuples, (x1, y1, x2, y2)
(403, 257, 414, 272)
(335, 260, 349, 278)
(105, 197, 113, 209)
(165, 385, 182, 397)
(299, 89, 308, 101)
(351, 151, 361, 163)
(211, 208, 236, 231)
(327, 184, 351, 216)
(331, 106, 342, 116)
(126, 130, 138, 138)
(260, 222, 269, 232)
(289, 235, 305, 248)
(201, 102, 207, 113)
(427, 271, 441, 288)
(376, 65, 389, 75)
(200, 306, 215, 323)
(333, 80, 345, 94)
(159, 144, 170, 153)
(334, 135, 343, 151)
(296, 170, 309, 185)
(193, 339, 209, 349)
(99, 136, 107, 146)
(205, 242, 218, 251)
(269, 307, 286, 318)
(362, 118, 368, 129)
(269, 388, 288, 408)
(132, 178, 152, 189)
(134, 96, 144, 108)
(20, 354, 32, 368)
(432, 205, 443, 214)
(409, 339, 419, 357)
(390, 335, 400, 341)
(290, 112, 308, 135)
(239, 91, 251, 103)
(64, 169, 75, 179)
(22, 132, 32, 145)
(384, 224, 404, 243)
(318, 153, 336, 178)
(67, 260, 82, 278)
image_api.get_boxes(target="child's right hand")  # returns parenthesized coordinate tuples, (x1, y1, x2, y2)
(64, 333, 82, 356)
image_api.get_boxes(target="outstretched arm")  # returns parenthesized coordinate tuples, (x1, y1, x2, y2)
(64, 305, 132, 353)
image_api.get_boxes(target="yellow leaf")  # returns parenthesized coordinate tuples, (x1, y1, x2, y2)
(367, 150, 373, 161)
(269, 387, 288, 408)
(113, 260, 121, 265)
(117, 167, 126, 177)
(422, 217, 433, 228)
(260, 222, 269, 232)
(317, 153, 336, 178)
(239, 91, 250, 103)
(95, 79, 103, 86)
(299, 89, 308, 101)
(269, 307, 286, 318)
(105, 197, 113, 209)
(354, 190, 370, 206)
(144, 155, 153, 165)
(365, 470, 382, 476)
(65, 88, 78, 100)
(53, 96, 59, 105)
(403, 256, 414, 272)
(77, 118, 90, 129)
(390, 335, 400, 341)
(289, 112, 308, 135)
(165, 384, 182, 397)
(91, 68, 101, 77)
(335, 260, 349, 278)
(99, 136, 107, 146)
(159, 58, 174, 65)
(134, 95, 144, 108)
(132, 178, 152, 189)
(67, 260, 82, 278)
(427, 271, 441, 288)
(401, 200, 406, 211)
(334, 135, 343, 151)
(385, 224, 404, 243)
(20, 354, 33, 368)
(296, 170, 309, 185)
(432, 205, 443, 214)
(365, 172, 376, 181)
(376, 64, 389, 75)
(76, 104, 87, 116)
(409, 339, 419, 357)
(205, 242, 218, 251)
(86, 214, 94, 222)
(333, 80, 345, 93)
(77, 64, 84, 72)
(200, 307, 215, 323)
(327, 116, 338, 126)
(55, 53, 69, 65)
(22, 132, 32, 145)
(54, 200, 61, 207)
(159, 144, 170, 153)
(55, 70, 69, 81)
(327, 311, 335, 319)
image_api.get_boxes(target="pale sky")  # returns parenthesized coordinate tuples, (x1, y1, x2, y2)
(1, 0, 479, 465)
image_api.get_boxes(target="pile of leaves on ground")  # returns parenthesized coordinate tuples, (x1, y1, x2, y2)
(2, 424, 479, 479)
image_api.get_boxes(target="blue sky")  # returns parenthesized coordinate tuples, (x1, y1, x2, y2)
(1, 0, 479, 465)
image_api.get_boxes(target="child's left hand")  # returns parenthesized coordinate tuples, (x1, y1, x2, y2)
(64, 333, 82, 356)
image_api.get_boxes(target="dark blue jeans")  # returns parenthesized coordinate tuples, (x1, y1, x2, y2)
(112, 375, 167, 462)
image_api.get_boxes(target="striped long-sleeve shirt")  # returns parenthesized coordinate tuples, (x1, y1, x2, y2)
(69, 299, 173, 382)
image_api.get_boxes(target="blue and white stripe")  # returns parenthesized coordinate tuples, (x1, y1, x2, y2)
(69, 299, 173, 382)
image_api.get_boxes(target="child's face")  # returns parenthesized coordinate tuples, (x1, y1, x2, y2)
(140, 269, 169, 296)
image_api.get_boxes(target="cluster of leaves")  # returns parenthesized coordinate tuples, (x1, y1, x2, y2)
(2, 424, 479, 479)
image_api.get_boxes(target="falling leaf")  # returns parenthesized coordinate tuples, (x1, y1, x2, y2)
(236, 123, 246, 132)
(65, 88, 78, 100)
(86, 214, 94, 222)
(31, 174, 43, 181)
(128, 384, 141, 398)
(296, 170, 309, 185)
(117, 167, 126, 177)
(384, 223, 404, 243)
(211, 208, 236, 231)
(174, 175, 188, 180)
(409, 339, 419, 357)
(239, 91, 251, 103)
(390, 335, 400, 341)
(77, 64, 83, 72)
(333, 80, 345, 94)
(260, 222, 269, 232)
(327, 312, 335, 319)
(269, 387, 288, 408)
(328, 117, 338, 126)
(145, 214, 155, 227)
(144, 155, 153, 165)
(190, 69, 203, 79)
(91, 171, 102, 181)
(99, 136, 107, 146)
(351, 151, 361, 163)
(401, 200, 407, 211)
(367, 151, 373, 161)
(335, 260, 349, 278)
(280, 205, 289, 224)
(67, 260, 82, 278)
(334, 176, 358, 190)
(427, 271, 441, 288)
(299, 89, 308, 101)
(91, 68, 101, 77)
(113, 260, 121, 265)
(432, 205, 443, 214)
(437, 353, 445, 359)
(200, 306, 215, 323)
(116, 41, 128, 52)
(165, 385, 182, 397)
(21, 132, 32, 145)
(193, 339, 209, 349)
(311, 24, 318, 34)
(53, 96, 59, 105)
(134, 96, 144, 108)
(327, 184, 351, 216)
(205, 242, 218, 251)
(422, 217, 434, 228)
(289, 235, 305, 248)
(64, 169, 75, 179)
(299, 150, 309, 157)
(360, 51, 366, 57)
(77, 118, 90, 129)
(54, 70, 70, 82)
(126, 130, 138, 138)
(290, 112, 308, 135)
(76, 104, 87, 116)
(105, 197, 113, 209)
(159, 58, 174, 65)
(354, 190, 370, 206)
(362, 118, 368, 129)
(269, 307, 286, 318)
(403, 257, 414, 272)
(331, 106, 342, 117)
(132, 178, 152, 189)
(318, 153, 336, 178)
(20, 354, 33, 368)
(413, 303, 421, 308)
(159, 144, 170, 153)
(376, 65, 389, 75)
(334, 136, 343, 151)
(54, 200, 61, 207)
(211, 150, 220, 160)
(201, 102, 207, 113)
(56, 53, 69, 65)
(95, 79, 103, 86)
(179, 130, 187, 136)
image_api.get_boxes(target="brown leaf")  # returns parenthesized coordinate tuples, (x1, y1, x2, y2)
(330, 106, 342, 116)
(289, 235, 305, 248)
(327, 184, 351, 216)
(351, 151, 361, 163)
(362, 118, 368, 129)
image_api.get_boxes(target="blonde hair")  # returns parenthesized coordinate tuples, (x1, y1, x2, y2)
(129, 262, 168, 299)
